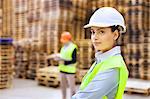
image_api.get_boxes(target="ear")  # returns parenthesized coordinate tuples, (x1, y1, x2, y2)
(113, 31, 119, 41)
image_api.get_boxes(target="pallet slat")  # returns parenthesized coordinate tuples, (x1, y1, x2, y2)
(125, 78, 150, 96)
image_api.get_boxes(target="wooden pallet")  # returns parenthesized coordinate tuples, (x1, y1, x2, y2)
(46, 80, 59, 87)
(38, 81, 59, 88)
(37, 76, 60, 87)
(28, 0, 42, 10)
(15, 72, 27, 78)
(0, 75, 12, 89)
(37, 74, 47, 79)
(26, 73, 36, 80)
(125, 78, 150, 96)
(47, 74, 59, 84)
(0, 84, 10, 89)
(36, 66, 60, 87)
(37, 73, 59, 80)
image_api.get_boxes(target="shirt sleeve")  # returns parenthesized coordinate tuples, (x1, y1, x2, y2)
(72, 68, 119, 99)
(64, 48, 77, 65)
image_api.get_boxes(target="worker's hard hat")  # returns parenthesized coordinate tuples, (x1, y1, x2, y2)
(84, 7, 126, 33)
(60, 32, 72, 41)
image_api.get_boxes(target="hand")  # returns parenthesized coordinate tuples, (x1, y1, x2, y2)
(54, 54, 61, 60)
(55, 53, 61, 57)
(54, 57, 61, 61)
(47, 53, 60, 59)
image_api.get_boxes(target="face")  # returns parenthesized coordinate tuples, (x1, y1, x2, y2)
(91, 26, 119, 52)
(60, 38, 68, 44)
(60, 38, 66, 44)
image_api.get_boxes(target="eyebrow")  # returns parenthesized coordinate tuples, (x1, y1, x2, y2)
(90, 27, 106, 31)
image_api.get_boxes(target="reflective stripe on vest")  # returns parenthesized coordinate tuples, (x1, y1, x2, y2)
(80, 55, 128, 99)
(59, 42, 77, 73)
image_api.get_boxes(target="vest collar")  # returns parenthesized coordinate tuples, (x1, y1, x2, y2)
(95, 46, 121, 63)
(64, 41, 72, 46)
(63, 41, 72, 49)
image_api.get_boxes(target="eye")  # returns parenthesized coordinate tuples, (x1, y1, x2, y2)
(99, 30, 105, 34)
(100, 30, 104, 33)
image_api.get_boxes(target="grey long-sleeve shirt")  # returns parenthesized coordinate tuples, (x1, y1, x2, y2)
(72, 69, 119, 99)
(72, 46, 121, 99)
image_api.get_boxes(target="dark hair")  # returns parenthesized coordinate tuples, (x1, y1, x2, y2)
(110, 25, 121, 41)
(110, 25, 121, 32)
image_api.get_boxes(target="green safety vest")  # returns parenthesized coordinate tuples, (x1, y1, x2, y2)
(59, 42, 77, 73)
(80, 55, 128, 99)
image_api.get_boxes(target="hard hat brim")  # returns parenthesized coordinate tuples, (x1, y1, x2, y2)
(84, 23, 126, 33)
(84, 23, 112, 28)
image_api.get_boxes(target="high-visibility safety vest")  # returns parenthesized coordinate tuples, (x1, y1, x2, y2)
(80, 55, 128, 99)
(59, 42, 77, 73)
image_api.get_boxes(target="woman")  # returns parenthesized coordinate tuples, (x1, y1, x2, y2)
(72, 7, 128, 99)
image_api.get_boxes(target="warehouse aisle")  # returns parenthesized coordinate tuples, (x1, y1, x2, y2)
(0, 78, 71, 99)
(0, 78, 150, 99)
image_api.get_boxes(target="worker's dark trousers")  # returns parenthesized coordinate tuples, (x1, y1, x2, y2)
(60, 72, 76, 99)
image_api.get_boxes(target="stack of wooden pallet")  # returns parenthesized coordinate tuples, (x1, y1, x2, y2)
(76, 39, 94, 69)
(11, 0, 28, 41)
(139, 42, 150, 80)
(14, 45, 29, 79)
(9, 0, 28, 78)
(124, 0, 150, 79)
(139, 0, 150, 80)
(0, 0, 2, 37)
(42, 0, 74, 54)
(36, 66, 60, 87)
(0, 38, 13, 89)
(72, 0, 88, 40)
(75, 39, 93, 83)
(27, 0, 43, 50)
(115, 0, 126, 13)
(38, 52, 47, 69)
(12, 0, 44, 79)
(1, 0, 13, 38)
(88, 0, 115, 9)
(27, 52, 39, 79)
(27, 51, 48, 79)
(24, 0, 43, 79)
(0, 0, 14, 89)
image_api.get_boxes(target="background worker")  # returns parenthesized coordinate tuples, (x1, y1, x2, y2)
(72, 7, 128, 99)
(48, 31, 77, 99)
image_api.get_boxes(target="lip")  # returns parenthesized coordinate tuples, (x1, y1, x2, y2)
(93, 42, 101, 44)
(93, 42, 101, 45)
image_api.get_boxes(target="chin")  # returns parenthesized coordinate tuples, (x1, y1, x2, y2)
(96, 48, 106, 52)
(95, 48, 102, 51)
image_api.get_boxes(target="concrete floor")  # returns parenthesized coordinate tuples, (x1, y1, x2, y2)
(0, 78, 150, 99)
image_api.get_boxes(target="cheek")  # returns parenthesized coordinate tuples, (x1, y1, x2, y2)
(104, 37, 114, 47)
(101, 35, 111, 42)
(101, 35, 114, 45)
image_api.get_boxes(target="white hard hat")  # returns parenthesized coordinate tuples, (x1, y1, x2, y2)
(84, 7, 126, 33)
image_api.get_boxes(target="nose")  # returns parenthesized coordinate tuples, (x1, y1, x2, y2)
(91, 32, 98, 41)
